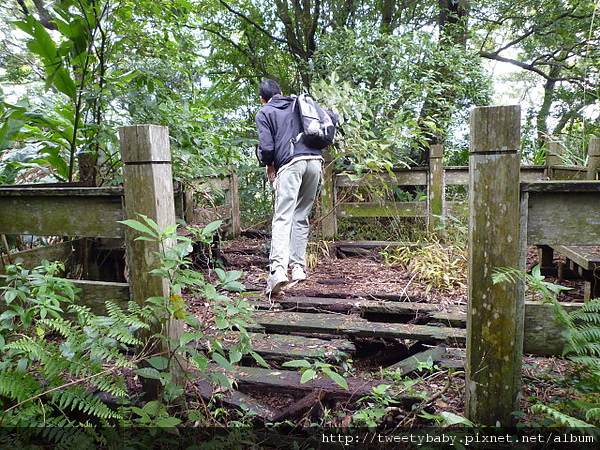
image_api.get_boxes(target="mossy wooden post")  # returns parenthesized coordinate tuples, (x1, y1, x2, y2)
(227, 172, 241, 237)
(546, 141, 562, 179)
(320, 153, 337, 239)
(588, 138, 600, 180)
(467, 106, 524, 426)
(119, 125, 183, 399)
(429, 144, 444, 234)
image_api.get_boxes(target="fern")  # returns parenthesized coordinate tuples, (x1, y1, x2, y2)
(531, 404, 598, 431)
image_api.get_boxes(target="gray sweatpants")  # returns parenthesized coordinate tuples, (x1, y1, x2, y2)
(270, 158, 322, 274)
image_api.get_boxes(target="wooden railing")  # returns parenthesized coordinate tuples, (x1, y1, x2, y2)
(319, 138, 600, 239)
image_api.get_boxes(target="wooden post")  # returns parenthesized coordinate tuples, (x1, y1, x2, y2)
(467, 106, 524, 426)
(320, 155, 337, 239)
(119, 125, 183, 399)
(428, 144, 444, 234)
(546, 141, 563, 179)
(588, 138, 600, 180)
(227, 172, 241, 238)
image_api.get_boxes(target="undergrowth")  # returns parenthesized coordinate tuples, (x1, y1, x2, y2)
(493, 265, 600, 430)
(0, 218, 263, 447)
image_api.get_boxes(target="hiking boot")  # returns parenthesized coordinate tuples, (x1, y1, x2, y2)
(291, 265, 307, 281)
(266, 269, 289, 296)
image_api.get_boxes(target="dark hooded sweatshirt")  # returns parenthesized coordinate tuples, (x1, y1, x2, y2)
(255, 94, 323, 171)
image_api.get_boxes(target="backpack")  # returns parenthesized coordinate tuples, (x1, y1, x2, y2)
(295, 94, 337, 149)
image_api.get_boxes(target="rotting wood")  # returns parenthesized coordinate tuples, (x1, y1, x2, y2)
(429, 144, 444, 233)
(272, 390, 325, 422)
(251, 311, 466, 345)
(243, 333, 355, 363)
(387, 345, 447, 375)
(552, 246, 600, 302)
(0, 187, 125, 238)
(467, 105, 524, 427)
(338, 201, 427, 218)
(194, 378, 281, 422)
(0, 239, 84, 271)
(120, 124, 183, 400)
(214, 364, 422, 407)
(588, 139, 600, 180)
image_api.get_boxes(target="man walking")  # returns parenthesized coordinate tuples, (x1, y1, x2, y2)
(255, 79, 327, 296)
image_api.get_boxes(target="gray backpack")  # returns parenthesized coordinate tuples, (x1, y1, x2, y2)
(294, 94, 337, 150)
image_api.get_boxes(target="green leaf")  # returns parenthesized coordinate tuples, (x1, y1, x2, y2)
(322, 368, 348, 390)
(210, 371, 232, 389)
(192, 354, 208, 372)
(440, 411, 474, 426)
(300, 368, 317, 384)
(135, 367, 162, 380)
(282, 359, 311, 368)
(156, 417, 182, 427)
(202, 220, 223, 236)
(118, 219, 159, 238)
(212, 352, 234, 371)
(146, 356, 169, 370)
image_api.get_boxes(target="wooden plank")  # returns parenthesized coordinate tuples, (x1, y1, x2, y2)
(0, 275, 129, 315)
(429, 145, 444, 232)
(0, 188, 124, 238)
(120, 124, 182, 399)
(194, 378, 281, 421)
(553, 245, 600, 270)
(246, 333, 355, 362)
(213, 364, 422, 406)
(273, 296, 362, 314)
(190, 177, 230, 192)
(338, 201, 427, 218)
(525, 190, 600, 245)
(251, 311, 466, 344)
(444, 167, 469, 186)
(588, 139, 600, 181)
(0, 239, 84, 271)
(335, 169, 428, 187)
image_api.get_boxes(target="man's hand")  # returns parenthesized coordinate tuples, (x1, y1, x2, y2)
(266, 165, 276, 182)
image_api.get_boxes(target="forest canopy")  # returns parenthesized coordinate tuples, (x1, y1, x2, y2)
(1, 0, 599, 188)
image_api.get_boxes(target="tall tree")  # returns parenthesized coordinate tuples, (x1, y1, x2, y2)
(474, 0, 600, 154)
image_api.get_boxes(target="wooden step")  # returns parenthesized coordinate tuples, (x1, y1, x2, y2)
(251, 311, 466, 345)
(247, 333, 355, 362)
(211, 364, 421, 407)
(251, 295, 467, 326)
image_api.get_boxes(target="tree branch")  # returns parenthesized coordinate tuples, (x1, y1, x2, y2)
(219, 0, 286, 44)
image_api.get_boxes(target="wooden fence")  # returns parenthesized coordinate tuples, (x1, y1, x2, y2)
(319, 138, 599, 239)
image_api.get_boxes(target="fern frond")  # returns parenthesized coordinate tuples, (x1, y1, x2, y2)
(531, 404, 595, 428)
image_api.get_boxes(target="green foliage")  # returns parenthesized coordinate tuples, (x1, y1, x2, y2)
(281, 359, 349, 390)
(493, 265, 600, 427)
(0, 261, 147, 435)
(352, 384, 393, 429)
(381, 238, 467, 293)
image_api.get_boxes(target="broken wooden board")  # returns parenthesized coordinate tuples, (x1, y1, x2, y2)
(251, 295, 465, 326)
(214, 364, 422, 407)
(251, 311, 466, 345)
(247, 333, 355, 363)
(194, 378, 281, 422)
(386, 345, 447, 375)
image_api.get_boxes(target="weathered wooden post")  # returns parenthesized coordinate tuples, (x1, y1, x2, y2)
(545, 141, 563, 180)
(227, 172, 241, 238)
(428, 144, 444, 234)
(119, 125, 183, 399)
(467, 106, 525, 426)
(588, 138, 600, 180)
(320, 154, 337, 239)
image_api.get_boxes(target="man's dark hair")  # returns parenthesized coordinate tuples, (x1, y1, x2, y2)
(259, 79, 282, 102)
